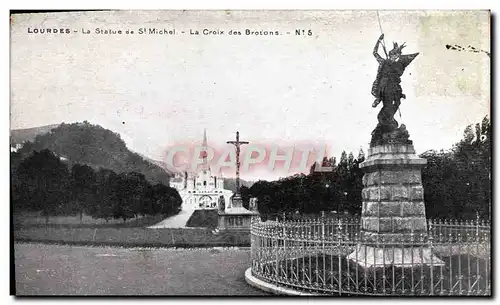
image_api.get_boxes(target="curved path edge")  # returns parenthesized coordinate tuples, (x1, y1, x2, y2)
(244, 268, 319, 296)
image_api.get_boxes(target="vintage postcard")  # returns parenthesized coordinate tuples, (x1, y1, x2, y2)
(10, 10, 491, 296)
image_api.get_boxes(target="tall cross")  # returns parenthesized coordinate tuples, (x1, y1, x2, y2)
(226, 131, 249, 197)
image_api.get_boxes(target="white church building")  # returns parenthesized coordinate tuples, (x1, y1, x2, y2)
(169, 130, 234, 210)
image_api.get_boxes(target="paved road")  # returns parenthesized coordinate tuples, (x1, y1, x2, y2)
(148, 209, 195, 228)
(14, 243, 268, 295)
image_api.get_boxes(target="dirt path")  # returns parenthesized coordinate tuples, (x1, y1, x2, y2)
(148, 209, 195, 228)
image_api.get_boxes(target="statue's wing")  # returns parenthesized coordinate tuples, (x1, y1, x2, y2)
(400, 53, 419, 68)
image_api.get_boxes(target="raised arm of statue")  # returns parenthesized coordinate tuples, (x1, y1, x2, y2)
(373, 35, 385, 64)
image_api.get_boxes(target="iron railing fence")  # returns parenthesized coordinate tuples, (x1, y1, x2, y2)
(250, 214, 491, 296)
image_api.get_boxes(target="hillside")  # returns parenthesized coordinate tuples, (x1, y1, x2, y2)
(223, 178, 254, 193)
(13, 121, 171, 185)
(11, 124, 60, 145)
(138, 153, 175, 175)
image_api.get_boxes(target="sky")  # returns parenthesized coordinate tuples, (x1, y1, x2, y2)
(10, 10, 490, 181)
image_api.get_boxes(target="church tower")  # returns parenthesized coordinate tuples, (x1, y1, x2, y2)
(175, 130, 234, 210)
(201, 128, 210, 171)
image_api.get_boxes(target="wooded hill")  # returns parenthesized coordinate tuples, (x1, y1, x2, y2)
(12, 121, 172, 186)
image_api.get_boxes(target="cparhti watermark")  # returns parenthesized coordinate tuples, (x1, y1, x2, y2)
(165, 143, 334, 174)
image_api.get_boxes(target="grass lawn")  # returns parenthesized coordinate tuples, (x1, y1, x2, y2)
(13, 213, 171, 229)
(14, 226, 251, 247)
(185, 209, 219, 229)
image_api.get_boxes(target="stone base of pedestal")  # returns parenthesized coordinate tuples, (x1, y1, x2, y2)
(230, 195, 244, 209)
(217, 207, 258, 232)
(360, 144, 429, 236)
(347, 245, 444, 268)
(349, 143, 444, 269)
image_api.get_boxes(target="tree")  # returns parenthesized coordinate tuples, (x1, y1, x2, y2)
(240, 185, 251, 210)
(113, 173, 139, 222)
(346, 152, 364, 215)
(421, 116, 491, 220)
(451, 117, 491, 219)
(94, 168, 118, 222)
(420, 150, 457, 218)
(249, 149, 365, 217)
(70, 164, 97, 222)
(15, 149, 70, 223)
(148, 183, 182, 216)
(249, 180, 277, 216)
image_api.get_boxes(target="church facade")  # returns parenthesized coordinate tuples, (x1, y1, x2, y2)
(169, 131, 233, 210)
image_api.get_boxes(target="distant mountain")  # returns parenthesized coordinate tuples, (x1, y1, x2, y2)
(223, 178, 254, 193)
(13, 121, 172, 185)
(10, 124, 60, 145)
(137, 153, 175, 175)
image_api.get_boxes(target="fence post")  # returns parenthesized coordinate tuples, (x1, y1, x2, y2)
(419, 232, 425, 295)
(458, 231, 463, 295)
(321, 212, 326, 289)
(475, 212, 480, 239)
(275, 222, 279, 283)
(321, 211, 325, 254)
(429, 219, 434, 296)
(283, 216, 287, 281)
(410, 226, 415, 295)
(475, 213, 481, 295)
(337, 217, 342, 295)
(250, 216, 255, 271)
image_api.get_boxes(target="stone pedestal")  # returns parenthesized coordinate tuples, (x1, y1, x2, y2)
(217, 195, 258, 232)
(347, 143, 444, 268)
(231, 194, 244, 209)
